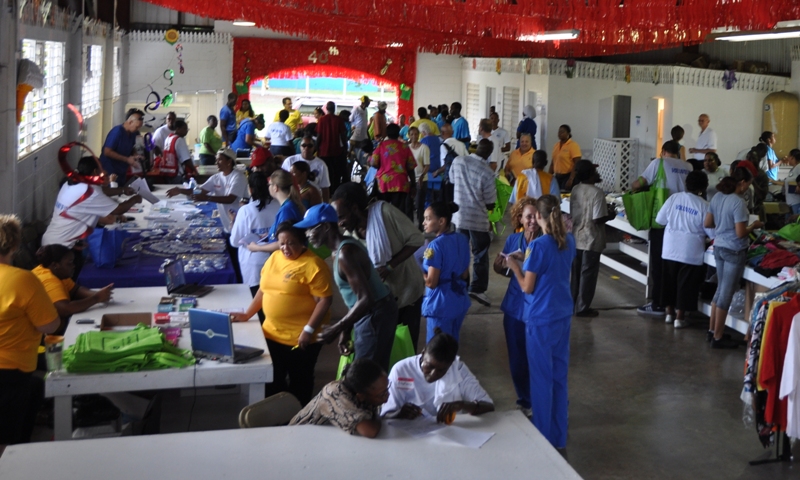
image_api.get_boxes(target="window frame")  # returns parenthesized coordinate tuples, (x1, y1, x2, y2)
(81, 43, 104, 118)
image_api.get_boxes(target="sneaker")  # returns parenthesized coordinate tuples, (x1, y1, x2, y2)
(575, 308, 599, 318)
(637, 302, 665, 317)
(707, 331, 732, 343)
(665, 314, 674, 324)
(711, 337, 739, 349)
(674, 319, 690, 329)
(469, 292, 491, 306)
(516, 404, 533, 418)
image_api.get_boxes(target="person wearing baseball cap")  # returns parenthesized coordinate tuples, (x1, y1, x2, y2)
(167, 147, 248, 233)
(350, 96, 372, 146)
(249, 146, 275, 175)
(297, 203, 398, 372)
(370, 101, 388, 141)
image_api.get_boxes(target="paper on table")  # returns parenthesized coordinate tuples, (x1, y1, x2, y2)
(386, 416, 446, 438)
(130, 178, 160, 204)
(437, 425, 495, 449)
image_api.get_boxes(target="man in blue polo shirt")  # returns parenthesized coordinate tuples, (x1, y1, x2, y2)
(219, 92, 238, 145)
(99, 108, 143, 185)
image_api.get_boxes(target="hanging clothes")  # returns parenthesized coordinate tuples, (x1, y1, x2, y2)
(760, 294, 800, 430)
(778, 314, 800, 440)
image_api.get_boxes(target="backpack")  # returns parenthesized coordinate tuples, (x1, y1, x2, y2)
(441, 142, 459, 184)
(154, 134, 180, 177)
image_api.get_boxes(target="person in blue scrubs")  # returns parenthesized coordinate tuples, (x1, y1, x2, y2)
(99, 108, 143, 185)
(219, 92, 238, 145)
(505, 194, 576, 449)
(247, 168, 305, 254)
(422, 202, 471, 343)
(493, 197, 540, 416)
(449, 102, 470, 149)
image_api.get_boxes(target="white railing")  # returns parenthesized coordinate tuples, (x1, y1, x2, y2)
(129, 31, 232, 44)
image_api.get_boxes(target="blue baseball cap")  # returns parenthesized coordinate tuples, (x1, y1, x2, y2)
(294, 203, 338, 229)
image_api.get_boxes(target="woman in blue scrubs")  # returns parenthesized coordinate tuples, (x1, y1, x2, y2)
(505, 194, 576, 449)
(493, 197, 539, 416)
(422, 202, 471, 343)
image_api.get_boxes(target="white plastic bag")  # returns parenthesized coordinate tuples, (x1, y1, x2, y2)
(729, 289, 746, 319)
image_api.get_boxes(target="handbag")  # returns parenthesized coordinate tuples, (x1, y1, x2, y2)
(621, 188, 654, 231)
(86, 227, 130, 269)
(778, 217, 800, 242)
(335, 324, 416, 380)
(649, 159, 669, 229)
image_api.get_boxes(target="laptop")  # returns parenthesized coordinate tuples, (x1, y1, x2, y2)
(164, 259, 215, 297)
(188, 309, 264, 363)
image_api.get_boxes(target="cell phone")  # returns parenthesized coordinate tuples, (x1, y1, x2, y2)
(75, 319, 94, 325)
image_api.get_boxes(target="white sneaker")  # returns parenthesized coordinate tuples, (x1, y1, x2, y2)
(469, 292, 491, 306)
(674, 319, 690, 329)
(665, 314, 674, 324)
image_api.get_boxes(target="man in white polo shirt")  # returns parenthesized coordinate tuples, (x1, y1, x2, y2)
(281, 134, 332, 202)
(688, 113, 717, 171)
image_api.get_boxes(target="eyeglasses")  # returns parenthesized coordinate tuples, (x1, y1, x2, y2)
(301, 144, 314, 148)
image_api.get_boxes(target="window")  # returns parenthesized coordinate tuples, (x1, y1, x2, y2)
(18, 39, 65, 157)
(81, 44, 103, 118)
(113, 46, 121, 100)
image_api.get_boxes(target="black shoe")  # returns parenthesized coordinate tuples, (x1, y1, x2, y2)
(706, 331, 731, 343)
(711, 338, 739, 349)
(575, 308, 599, 318)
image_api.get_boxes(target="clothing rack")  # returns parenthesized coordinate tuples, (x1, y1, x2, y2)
(749, 431, 792, 466)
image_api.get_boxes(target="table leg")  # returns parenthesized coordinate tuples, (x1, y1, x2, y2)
(54, 395, 73, 441)
(246, 383, 265, 404)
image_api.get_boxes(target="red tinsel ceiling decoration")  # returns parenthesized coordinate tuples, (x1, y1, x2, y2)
(233, 38, 416, 116)
(143, 0, 800, 58)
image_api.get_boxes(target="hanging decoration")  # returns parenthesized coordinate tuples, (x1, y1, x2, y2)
(565, 59, 575, 79)
(625, 65, 631, 84)
(399, 84, 412, 101)
(496, 59, 502, 75)
(380, 58, 392, 76)
(525, 58, 532, 75)
(143, 132, 155, 152)
(164, 29, 179, 45)
(66, 104, 84, 133)
(143, 86, 161, 125)
(652, 68, 660, 85)
(175, 43, 184, 74)
(723, 70, 738, 90)
(232, 38, 416, 116)
(141, 0, 800, 59)
(472, 59, 476, 70)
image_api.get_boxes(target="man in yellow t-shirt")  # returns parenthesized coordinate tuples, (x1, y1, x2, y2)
(274, 97, 303, 133)
(505, 133, 535, 180)
(410, 107, 440, 137)
(0, 214, 60, 444)
(550, 125, 582, 191)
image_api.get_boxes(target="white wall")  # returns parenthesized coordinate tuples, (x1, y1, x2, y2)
(414, 53, 462, 119)
(461, 69, 524, 139)
(672, 85, 768, 163)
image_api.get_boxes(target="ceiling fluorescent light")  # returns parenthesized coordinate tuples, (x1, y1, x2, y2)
(519, 29, 579, 42)
(715, 28, 800, 42)
(232, 20, 256, 27)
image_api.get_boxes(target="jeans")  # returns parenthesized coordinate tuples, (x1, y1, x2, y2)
(264, 339, 323, 406)
(712, 246, 746, 311)
(199, 153, 216, 166)
(571, 250, 601, 313)
(353, 295, 398, 372)
(457, 229, 491, 294)
(249, 285, 265, 322)
(270, 145, 295, 157)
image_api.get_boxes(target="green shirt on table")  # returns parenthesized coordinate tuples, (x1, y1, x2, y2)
(198, 126, 223, 155)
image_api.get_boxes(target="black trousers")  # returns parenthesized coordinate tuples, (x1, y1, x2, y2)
(648, 228, 666, 307)
(320, 155, 348, 196)
(249, 285, 265, 322)
(662, 259, 705, 312)
(0, 369, 44, 445)
(264, 339, 323, 406)
(571, 250, 602, 313)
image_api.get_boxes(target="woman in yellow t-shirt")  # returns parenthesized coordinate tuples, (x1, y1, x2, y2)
(233, 222, 332, 404)
(549, 125, 582, 191)
(235, 99, 256, 128)
(0, 215, 60, 444)
(32, 244, 114, 334)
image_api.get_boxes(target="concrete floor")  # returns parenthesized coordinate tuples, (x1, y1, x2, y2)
(28, 226, 798, 479)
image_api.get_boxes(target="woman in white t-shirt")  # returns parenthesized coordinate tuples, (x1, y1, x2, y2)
(703, 153, 727, 201)
(654, 171, 710, 329)
(783, 149, 800, 213)
(382, 328, 494, 423)
(229, 172, 280, 312)
(408, 126, 430, 230)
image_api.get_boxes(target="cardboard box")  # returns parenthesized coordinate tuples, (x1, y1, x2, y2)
(100, 313, 153, 331)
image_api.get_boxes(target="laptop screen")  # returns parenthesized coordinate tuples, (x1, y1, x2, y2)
(164, 260, 187, 293)
(188, 309, 234, 359)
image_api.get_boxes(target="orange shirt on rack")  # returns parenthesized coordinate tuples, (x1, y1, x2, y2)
(760, 294, 800, 429)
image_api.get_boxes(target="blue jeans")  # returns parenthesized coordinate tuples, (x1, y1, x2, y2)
(457, 229, 491, 294)
(712, 246, 746, 311)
